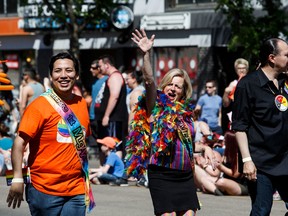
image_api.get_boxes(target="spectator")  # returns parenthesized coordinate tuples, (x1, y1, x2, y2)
(125, 70, 145, 126)
(193, 109, 225, 155)
(89, 59, 108, 138)
(89, 137, 127, 186)
(195, 79, 223, 135)
(122, 71, 132, 94)
(215, 131, 248, 196)
(43, 76, 51, 91)
(194, 150, 223, 196)
(18, 68, 45, 164)
(193, 110, 212, 143)
(6, 51, 95, 214)
(0, 122, 13, 150)
(0, 122, 13, 175)
(232, 38, 288, 215)
(222, 58, 249, 130)
(95, 55, 128, 164)
(19, 67, 44, 117)
(223, 58, 249, 108)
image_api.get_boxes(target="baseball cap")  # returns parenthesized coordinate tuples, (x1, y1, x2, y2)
(97, 137, 120, 149)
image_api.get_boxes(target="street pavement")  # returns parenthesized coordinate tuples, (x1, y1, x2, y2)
(0, 158, 287, 216)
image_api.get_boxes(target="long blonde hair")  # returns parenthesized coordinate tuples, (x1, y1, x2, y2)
(158, 68, 192, 100)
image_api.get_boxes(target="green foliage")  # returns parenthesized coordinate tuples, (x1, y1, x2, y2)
(39, 0, 115, 30)
(21, 0, 116, 59)
(216, 0, 288, 64)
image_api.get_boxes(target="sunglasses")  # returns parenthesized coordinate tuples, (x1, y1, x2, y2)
(91, 66, 99, 70)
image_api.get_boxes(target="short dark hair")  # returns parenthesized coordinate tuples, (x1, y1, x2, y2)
(23, 67, 37, 79)
(206, 79, 217, 88)
(91, 59, 99, 67)
(259, 38, 287, 67)
(98, 54, 115, 67)
(49, 51, 79, 75)
(126, 70, 143, 84)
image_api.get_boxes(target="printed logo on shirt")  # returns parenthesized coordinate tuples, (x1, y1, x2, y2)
(94, 82, 106, 106)
(56, 119, 86, 143)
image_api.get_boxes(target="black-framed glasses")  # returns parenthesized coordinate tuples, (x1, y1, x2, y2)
(206, 86, 214, 89)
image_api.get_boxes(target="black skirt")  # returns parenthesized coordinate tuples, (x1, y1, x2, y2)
(148, 165, 200, 215)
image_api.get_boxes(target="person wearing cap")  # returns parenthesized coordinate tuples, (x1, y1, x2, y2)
(89, 137, 126, 186)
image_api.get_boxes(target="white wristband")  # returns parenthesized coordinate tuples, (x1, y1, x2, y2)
(242, 157, 252, 163)
(11, 178, 24, 183)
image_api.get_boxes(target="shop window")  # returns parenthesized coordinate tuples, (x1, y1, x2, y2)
(165, 0, 216, 11)
(0, 0, 18, 16)
(178, 0, 215, 3)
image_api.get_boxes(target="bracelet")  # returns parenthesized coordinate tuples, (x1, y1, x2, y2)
(242, 157, 252, 163)
(11, 178, 24, 183)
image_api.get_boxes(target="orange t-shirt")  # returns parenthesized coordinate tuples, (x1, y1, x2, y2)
(19, 94, 90, 196)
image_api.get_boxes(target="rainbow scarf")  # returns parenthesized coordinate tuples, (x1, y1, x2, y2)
(42, 89, 95, 213)
(125, 90, 195, 178)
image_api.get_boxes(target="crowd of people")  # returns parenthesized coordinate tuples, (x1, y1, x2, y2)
(1, 29, 288, 216)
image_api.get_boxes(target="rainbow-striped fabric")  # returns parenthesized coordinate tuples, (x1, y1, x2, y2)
(125, 90, 195, 179)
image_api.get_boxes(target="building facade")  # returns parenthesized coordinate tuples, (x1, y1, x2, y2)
(1, 0, 287, 100)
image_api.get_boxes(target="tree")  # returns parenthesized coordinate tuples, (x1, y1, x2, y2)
(216, 0, 288, 66)
(21, 0, 115, 60)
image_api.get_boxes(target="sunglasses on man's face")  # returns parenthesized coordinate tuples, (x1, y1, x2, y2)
(91, 66, 99, 70)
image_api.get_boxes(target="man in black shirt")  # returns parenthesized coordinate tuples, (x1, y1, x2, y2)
(232, 38, 288, 215)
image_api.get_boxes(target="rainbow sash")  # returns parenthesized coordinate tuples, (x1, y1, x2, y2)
(42, 89, 95, 213)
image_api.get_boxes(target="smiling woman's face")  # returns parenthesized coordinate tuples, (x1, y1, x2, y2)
(163, 76, 184, 102)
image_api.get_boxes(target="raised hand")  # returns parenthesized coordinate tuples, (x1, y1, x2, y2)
(131, 29, 155, 53)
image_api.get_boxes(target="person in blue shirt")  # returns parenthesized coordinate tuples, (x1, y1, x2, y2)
(89, 60, 108, 128)
(89, 137, 126, 186)
(88, 60, 108, 160)
(195, 79, 223, 135)
(0, 122, 13, 175)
